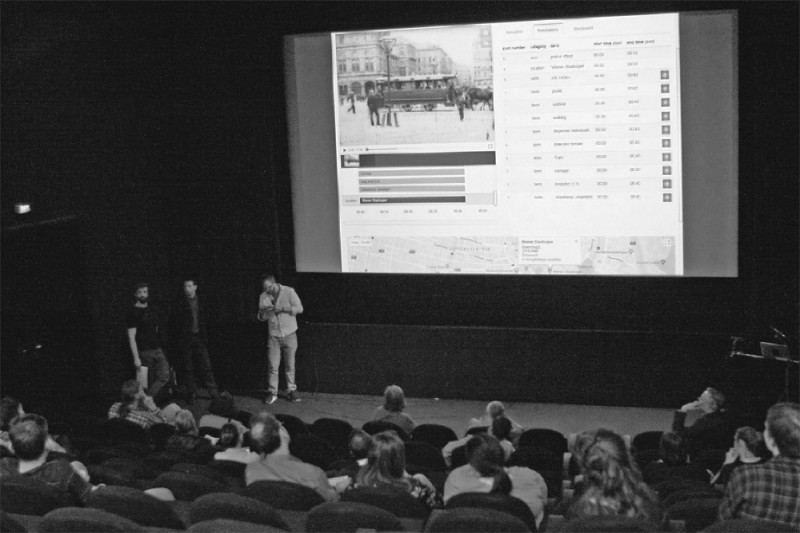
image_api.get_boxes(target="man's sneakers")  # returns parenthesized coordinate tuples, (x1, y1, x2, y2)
(265, 391, 300, 404)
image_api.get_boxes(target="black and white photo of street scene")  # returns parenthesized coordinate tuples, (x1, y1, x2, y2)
(335, 25, 495, 147)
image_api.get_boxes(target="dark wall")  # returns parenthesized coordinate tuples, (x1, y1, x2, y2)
(1, 1, 797, 410)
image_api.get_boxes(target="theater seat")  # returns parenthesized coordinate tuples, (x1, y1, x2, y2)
(412, 424, 459, 450)
(84, 485, 185, 530)
(189, 492, 290, 530)
(188, 518, 289, 532)
(152, 471, 227, 501)
(445, 492, 537, 532)
(38, 507, 147, 533)
(341, 484, 428, 519)
(305, 501, 403, 532)
(0, 477, 71, 515)
(244, 480, 325, 511)
(426, 507, 530, 532)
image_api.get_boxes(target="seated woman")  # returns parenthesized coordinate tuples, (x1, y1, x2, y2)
(710, 426, 769, 486)
(107, 380, 180, 430)
(165, 410, 219, 464)
(213, 422, 259, 464)
(465, 400, 524, 440)
(566, 428, 661, 525)
(369, 385, 416, 437)
(642, 431, 710, 486)
(444, 432, 547, 528)
(344, 430, 441, 511)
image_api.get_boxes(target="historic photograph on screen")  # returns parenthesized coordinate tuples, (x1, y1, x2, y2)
(333, 25, 496, 148)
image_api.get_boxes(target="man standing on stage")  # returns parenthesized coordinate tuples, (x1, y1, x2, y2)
(171, 278, 219, 403)
(127, 282, 171, 405)
(257, 274, 303, 404)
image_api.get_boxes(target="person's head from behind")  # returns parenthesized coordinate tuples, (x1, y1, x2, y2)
(764, 402, 800, 458)
(357, 430, 407, 487)
(486, 401, 505, 420)
(658, 432, 688, 466)
(174, 410, 198, 435)
(218, 423, 242, 449)
(491, 416, 512, 442)
(466, 432, 511, 494)
(580, 429, 638, 486)
(348, 428, 372, 460)
(9, 414, 49, 461)
(120, 379, 143, 404)
(249, 412, 285, 455)
(383, 385, 406, 413)
(0, 397, 23, 431)
(733, 426, 767, 459)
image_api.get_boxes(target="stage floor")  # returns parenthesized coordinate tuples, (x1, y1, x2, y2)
(207, 391, 679, 440)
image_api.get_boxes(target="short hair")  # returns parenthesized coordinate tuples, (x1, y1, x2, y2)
(261, 274, 276, 284)
(9, 413, 48, 460)
(465, 433, 511, 494)
(135, 282, 148, 292)
(658, 432, 688, 466)
(705, 387, 726, 411)
(218, 423, 241, 449)
(348, 428, 372, 460)
(486, 401, 505, 419)
(174, 410, 198, 435)
(766, 403, 800, 458)
(0, 397, 21, 431)
(734, 426, 767, 458)
(491, 416, 513, 441)
(249, 412, 282, 455)
(382, 385, 406, 413)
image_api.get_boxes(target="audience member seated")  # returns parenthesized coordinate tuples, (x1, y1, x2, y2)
(330, 428, 372, 482)
(718, 402, 800, 528)
(642, 432, 710, 486)
(465, 400, 524, 439)
(245, 411, 338, 502)
(369, 385, 416, 437)
(213, 422, 259, 464)
(343, 430, 441, 510)
(673, 387, 732, 458)
(1, 397, 68, 456)
(0, 413, 101, 504)
(710, 426, 769, 486)
(565, 428, 661, 525)
(164, 410, 219, 463)
(443, 416, 515, 467)
(107, 380, 179, 430)
(444, 432, 547, 528)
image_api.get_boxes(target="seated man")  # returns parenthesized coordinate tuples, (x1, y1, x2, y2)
(719, 402, 800, 528)
(0, 413, 100, 504)
(711, 426, 769, 485)
(443, 416, 515, 467)
(245, 411, 338, 502)
(673, 387, 731, 457)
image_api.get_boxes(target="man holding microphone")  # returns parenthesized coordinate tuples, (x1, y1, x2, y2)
(257, 274, 303, 404)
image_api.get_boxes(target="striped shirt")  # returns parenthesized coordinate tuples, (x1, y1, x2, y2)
(718, 456, 800, 528)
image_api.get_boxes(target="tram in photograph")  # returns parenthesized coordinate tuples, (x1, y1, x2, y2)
(372, 74, 459, 112)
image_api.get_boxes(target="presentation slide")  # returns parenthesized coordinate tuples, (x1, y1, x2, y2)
(285, 11, 737, 276)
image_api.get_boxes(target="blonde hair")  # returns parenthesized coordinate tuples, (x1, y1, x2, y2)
(174, 410, 198, 435)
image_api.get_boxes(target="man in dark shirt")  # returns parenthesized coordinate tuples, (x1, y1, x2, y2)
(171, 278, 219, 402)
(0, 414, 98, 504)
(673, 387, 732, 458)
(126, 282, 171, 404)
